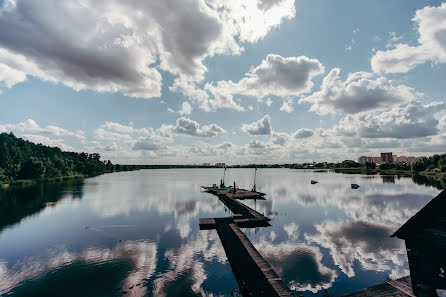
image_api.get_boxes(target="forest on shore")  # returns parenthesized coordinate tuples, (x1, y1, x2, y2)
(0, 132, 118, 184)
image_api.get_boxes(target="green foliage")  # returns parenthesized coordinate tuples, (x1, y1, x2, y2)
(0, 132, 115, 182)
(411, 154, 446, 173)
(341, 160, 361, 168)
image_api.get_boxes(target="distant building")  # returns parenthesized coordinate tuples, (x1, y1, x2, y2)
(380, 152, 393, 163)
(202, 163, 211, 167)
(359, 153, 423, 165)
(393, 155, 422, 164)
(358, 156, 381, 164)
(215, 163, 226, 168)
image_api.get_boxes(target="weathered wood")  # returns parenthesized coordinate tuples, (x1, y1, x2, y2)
(215, 221, 292, 297)
(341, 276, 414, 297)
(200, 184, 291, 296)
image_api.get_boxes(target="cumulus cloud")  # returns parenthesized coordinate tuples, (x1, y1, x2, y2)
(159, 117, 225, 138)
(171, 54, 323, 112)
(0, 0, 296, 96)
(280, 98, 294, 113)
(169, 79, 211, 112)
(249, 139, 267, 149)
(335, 101, 446, 139)
(272, 132, 288, 146)
(178, 102, 193, 115)
(22, 134, 74, 151)
(132, 135, 165, 151)
(299, 69, 415, 115)
(100, 122, 149, 135)
(242, 115, 272, 135)
(371, 3, 446, 73)
(294, 128, 314, 139)
(205, 55, 324, 108)
(2, 119, 84, 139)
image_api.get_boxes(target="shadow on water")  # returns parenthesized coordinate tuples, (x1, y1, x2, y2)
(0, 180, 84, 232)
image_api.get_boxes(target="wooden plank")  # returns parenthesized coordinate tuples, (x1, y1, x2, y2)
(342, 276, 414, 297)
(215, 221, 292, 297)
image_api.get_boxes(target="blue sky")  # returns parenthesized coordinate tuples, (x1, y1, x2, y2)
(0, 0, 445, 164)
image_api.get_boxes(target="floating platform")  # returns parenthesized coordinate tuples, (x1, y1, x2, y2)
(200, 189, 270, 230)
(341, 276, 414, 297)
(201, 186, 266, 200)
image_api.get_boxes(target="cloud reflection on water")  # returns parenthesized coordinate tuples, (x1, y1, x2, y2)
(0, 240, 157, 296)
(255, 238, 337, 293)
(306, 220, 408, 279)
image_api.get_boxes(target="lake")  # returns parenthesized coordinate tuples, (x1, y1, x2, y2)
(0, 168, 440, 296)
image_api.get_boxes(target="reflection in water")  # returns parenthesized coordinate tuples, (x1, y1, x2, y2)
(0, 180, 85, 231)
(0, 240, 157, 296)
(255, 239, 337, 293)
(412, 174, 446, 190)
(0, 169, 442, 296)
(381, 175, 395, 184)
(306, 221, 407, 279)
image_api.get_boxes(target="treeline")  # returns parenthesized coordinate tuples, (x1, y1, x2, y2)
(0, 132, 117, 183)
(293, 155, 446, 173)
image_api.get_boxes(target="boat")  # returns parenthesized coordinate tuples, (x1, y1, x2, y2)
(311, 180, 318, 184)
(351, 183, 360, 189)
(201, 167, 266, 200)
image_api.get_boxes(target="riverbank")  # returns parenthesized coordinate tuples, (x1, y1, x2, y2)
(294, 167, 446, 189)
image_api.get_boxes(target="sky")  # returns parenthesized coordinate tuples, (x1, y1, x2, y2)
(0, 0, 445, 164)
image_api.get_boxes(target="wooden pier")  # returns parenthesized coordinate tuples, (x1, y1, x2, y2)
(341, 276, 414, 297)
(200, 190, 270, 230)
(200, 186, 292, 296)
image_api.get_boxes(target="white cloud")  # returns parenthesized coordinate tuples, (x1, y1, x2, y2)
(300, 69, 416, 115)
(171, 54, 323, 112)
(266, 98, 273, 107)
(207, 54, 324, 101)
(169, 79, 211, 112)
(280, 98, 294, 113)
(210, 0, 296, 44)
(132, 135, 165, 151)
(272, 132, 288, 146)
(294, 128, 314, 139)
(22, 134, 74, 151)
(2, 119, 85, 139)
(159, 117, 225, 138)
(242, 115, 272, 135)
(0, 0, 296, 97)
(0, 62, 26, 91)
(178, 102, 193, 115)
(100, 122, 149, 135)
(335, 101, 446, 139)
(371, 3, 446, 73)
(249, 139, 267, 149)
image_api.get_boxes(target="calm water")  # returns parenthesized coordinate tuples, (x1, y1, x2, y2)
(0, 169, 440, 296)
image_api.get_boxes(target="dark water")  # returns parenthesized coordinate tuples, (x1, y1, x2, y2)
(0, 169, 440, 296)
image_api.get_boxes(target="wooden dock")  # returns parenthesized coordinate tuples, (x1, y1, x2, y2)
(199, 191, 270, 230)
(216, 220, 292, 297)
(202, 186, 266, 200)
(200, 186, 292, 296)
(341, 276, 414, 297)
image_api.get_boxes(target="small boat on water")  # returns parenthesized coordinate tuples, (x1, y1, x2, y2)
(311, 180, 318, 184)
(351, 183, 360, 189)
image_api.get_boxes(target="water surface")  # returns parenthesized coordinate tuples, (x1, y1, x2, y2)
(0, 169, 439, 296)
